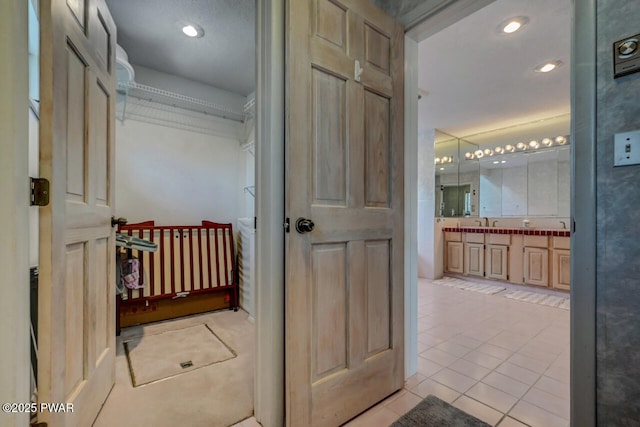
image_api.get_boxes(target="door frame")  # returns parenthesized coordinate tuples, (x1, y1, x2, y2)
(0, 1, 31, 426)
(256, 2, 596, 427)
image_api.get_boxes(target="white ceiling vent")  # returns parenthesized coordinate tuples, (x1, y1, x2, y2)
(116, 44, 135, 85)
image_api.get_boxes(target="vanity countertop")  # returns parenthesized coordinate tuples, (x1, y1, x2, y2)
(443, 227, 570, 237)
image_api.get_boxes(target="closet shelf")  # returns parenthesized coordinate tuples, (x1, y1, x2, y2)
(243, 97, 255, 120)
(117, 81, 245, 123)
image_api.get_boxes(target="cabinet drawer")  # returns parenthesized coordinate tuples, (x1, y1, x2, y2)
(523, 235, 548, 248)
(445, 231, 462, 242)
(465, 233, 485, 243)
(488, 234, 511, 245)
(553, 237, 570, 250)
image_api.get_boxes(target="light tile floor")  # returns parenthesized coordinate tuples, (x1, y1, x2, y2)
(343, 277, 570, 427)
(145, 275, 569, 427)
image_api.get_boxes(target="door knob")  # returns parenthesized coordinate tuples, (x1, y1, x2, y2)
(111, 216, 128, 228)
(295, 217, 315, 234)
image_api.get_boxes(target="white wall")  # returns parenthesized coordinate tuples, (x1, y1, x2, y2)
(417, 128, 435, 278)
(115, 118, 243, 225)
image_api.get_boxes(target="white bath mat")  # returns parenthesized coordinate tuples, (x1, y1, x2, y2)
(504, 290, 570, 310)
(124, 323, 236, 386)
(432, 277, 505, 295)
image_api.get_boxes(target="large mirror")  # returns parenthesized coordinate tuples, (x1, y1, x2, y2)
(434, 131, 479, 217)
(437, 114, 570, 218)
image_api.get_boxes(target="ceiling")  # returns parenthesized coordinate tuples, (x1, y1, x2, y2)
(418, 0, 571, 138)
(103, 0, 570, 132)
(105, 0, 255, 96)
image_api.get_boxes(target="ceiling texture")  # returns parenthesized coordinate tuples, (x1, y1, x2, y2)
(105, 0, 255, 96)
(418, 0, 571, 138)
(104, 0, 570, 138)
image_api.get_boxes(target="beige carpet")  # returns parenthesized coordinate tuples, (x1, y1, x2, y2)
(94, 309, 254, 427)
(124, 324, 236, 386)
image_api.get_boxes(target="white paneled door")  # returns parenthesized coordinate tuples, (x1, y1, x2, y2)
(38, 0, 117, 425)
(285, 0, 404, 426)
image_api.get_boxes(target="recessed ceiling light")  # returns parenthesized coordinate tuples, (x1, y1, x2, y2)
(535, 60, 563, 73)
(182, 24, 204, 38)
(498, 16, 529, 34)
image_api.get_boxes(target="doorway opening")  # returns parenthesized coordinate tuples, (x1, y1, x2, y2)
(414, 0, 572, 425)
(28, 1, 259, 426)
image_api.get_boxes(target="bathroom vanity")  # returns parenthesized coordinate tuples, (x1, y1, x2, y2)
(443, 226, 570, 291)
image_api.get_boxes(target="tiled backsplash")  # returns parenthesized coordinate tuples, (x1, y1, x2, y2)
(443, 226, 570, 237)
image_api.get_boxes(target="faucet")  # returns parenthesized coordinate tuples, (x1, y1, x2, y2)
(475, 219, 482, 226)
(482, 217, 489, 227)
(560, 221, 567, 230)
(492, 220, 499, 227)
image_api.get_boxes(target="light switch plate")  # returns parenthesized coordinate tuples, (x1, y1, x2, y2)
(614, 130, 640, 167)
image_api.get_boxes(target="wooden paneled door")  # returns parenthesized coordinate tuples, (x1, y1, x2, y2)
(446, 241, 464, 274)
(465, 242, 485, 277)
(285, 0, 404, 426)
(486, 244, 508, 281)
(524, 247, 549, 287)
(38, 0, 117, 425)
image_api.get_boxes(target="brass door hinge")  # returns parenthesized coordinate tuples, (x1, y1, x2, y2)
(30, 177, 50, 206)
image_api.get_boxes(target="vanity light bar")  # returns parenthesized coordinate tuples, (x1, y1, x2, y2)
(434, 155, 455, 164)
(463, 134, 569, 160)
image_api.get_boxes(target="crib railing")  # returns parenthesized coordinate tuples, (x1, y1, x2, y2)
(117, 220, 237, 329)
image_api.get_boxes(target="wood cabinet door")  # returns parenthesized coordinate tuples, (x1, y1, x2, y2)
(446, 241, 464, 274)
(524, 247, 549, 287)
(553, 249, 571, 290)
(465, 242, 485, 277)
(486, 244, 508, 281)
(38, 0, 117, 425)
(285, 0, 404, 426)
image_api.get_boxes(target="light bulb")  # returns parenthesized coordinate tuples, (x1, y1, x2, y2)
(555, 136, 567, 144)
(540, 63, 556, 72)
(505, 144, 515, 152)
(498, 16, 529, 35)
(503, 21, 521, 33)
(516, 142, 527, 150)
(535, 60, 563, 73)
(542, 138, 553, 146)
(182, 24, 204, 38)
